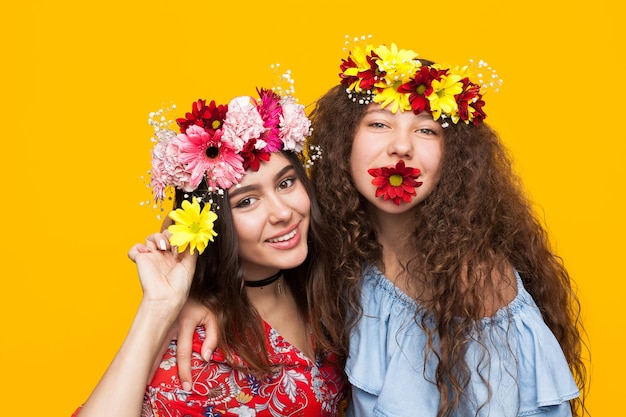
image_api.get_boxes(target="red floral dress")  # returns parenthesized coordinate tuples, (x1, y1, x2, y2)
(143, 323, 346, 417)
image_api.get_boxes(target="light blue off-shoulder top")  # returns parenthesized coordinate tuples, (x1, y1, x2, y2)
(345, 265, 580, 417)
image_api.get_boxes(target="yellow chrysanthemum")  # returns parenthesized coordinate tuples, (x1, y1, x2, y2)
(373, 84, 412, 113)
(447, 64, 473, 79)
(427, 74, 464, 120)
(373, 43, 420, 87)
(167, 197, 218, 255)
(350, 45, 375, 71)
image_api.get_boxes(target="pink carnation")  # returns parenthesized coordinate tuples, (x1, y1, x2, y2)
(279, 97, 310, 152)
(150, 129, 193, 201)
(221, 96, 265, 152)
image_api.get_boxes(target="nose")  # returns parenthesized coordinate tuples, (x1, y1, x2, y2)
(387, 129, 413, 158)
(266, 194, 292, 224)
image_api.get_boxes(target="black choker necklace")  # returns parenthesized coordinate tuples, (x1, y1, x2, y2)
(244, 271, 283, 288)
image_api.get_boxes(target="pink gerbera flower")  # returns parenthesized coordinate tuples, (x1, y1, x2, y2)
(368, 160, 423, 205)
(176, 125, 245, 190)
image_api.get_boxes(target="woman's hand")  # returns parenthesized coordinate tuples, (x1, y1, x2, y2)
(135, 232, 219, 391)
(175, 298, 219, 391)
(134, 231, 220, 392)
(128, 232, 196, 311)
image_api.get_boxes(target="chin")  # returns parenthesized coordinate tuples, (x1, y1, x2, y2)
(370, 198, 419, 213)
(280, 248, 309, 270)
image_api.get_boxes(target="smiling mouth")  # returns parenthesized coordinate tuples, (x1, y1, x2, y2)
(267, 227, 298, 243)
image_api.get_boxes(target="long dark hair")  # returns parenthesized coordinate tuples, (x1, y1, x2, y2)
(176, 151, 346, 375)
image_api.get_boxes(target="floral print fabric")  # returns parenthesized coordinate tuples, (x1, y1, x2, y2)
(144, 323, 346, 417)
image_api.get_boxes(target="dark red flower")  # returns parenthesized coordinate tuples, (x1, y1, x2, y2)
(368, 160, 422, 205)
(176, 99, 228, 134)
(340, 51, 382, 92)
(399, 65, 447, 115)
(455, 79, 487, 125)
(240, 139, 271, 171)
(339, 56, 358, 86)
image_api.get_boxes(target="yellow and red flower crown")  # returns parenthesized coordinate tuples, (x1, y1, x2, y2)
(339, 42, 501, 127)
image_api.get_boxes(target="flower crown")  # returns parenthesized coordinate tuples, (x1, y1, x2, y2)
(147, 87, 312, 254)
(339, 42, 500, 126)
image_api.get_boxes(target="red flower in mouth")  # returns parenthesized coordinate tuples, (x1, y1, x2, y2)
(368, 160, 422, 205)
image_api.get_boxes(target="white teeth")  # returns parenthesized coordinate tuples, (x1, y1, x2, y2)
(268, 228, 297, 243)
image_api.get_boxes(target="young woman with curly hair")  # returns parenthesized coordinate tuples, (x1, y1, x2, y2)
(306, 44, 587, 417)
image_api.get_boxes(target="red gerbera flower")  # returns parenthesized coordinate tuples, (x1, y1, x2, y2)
(176, 99, 228, 134)
(368, 160, 422, 205)
(398, 65, 447, 115)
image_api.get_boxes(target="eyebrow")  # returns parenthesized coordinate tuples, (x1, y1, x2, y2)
(364, 108, 433, 120)
(228, 164, 296, 200)
(364, 108, 390, 116)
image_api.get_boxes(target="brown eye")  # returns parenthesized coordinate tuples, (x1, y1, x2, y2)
(233, 197, 256, 208)
(278, 177, 296, 190)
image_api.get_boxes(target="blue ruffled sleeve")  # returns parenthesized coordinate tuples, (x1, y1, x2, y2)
(345, 266, 579, 417)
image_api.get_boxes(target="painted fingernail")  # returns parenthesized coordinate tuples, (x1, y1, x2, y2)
(159, 239, 167, 251)
(182, 381, 191, 392)
(202, 349, 212, 361)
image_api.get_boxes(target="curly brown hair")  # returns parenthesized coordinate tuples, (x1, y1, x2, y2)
(308, 85, 587, 416)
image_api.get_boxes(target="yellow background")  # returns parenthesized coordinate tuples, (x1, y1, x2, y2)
(1, 0, 622, 415)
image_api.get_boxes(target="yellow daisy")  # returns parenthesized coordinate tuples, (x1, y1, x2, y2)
(167, 197, 218, 255)
(428, 73, 463, 120)
(374, 43, 420, 86)
(373, 83, 412, 113)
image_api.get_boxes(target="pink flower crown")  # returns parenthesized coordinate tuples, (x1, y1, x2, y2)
(339, 42, 501, 127)
(149, 87, 312, 203)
